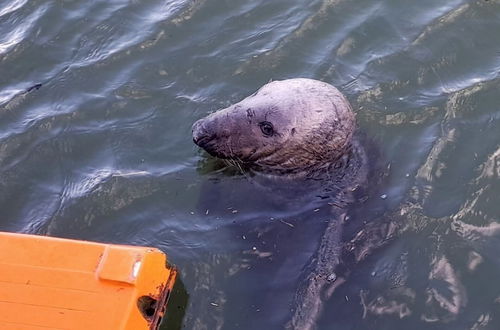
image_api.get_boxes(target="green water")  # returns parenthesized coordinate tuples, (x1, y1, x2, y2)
(1, 0, 500, 329)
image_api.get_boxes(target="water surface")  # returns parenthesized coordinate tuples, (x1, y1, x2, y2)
(1, 0, 500, 329)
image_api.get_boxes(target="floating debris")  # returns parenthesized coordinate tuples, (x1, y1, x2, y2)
(380, 194, 387, 200)
(279, 219, 295, 228)
(313, 208, 320, 212)
(328, 202, 342, 208)
(252, 246, 257, 251)
(26, 83, 42, 93)
(242, 235, 246, 240)
(326, 273, 337, 282)
(190, 211, 195, 215)
(232, 210, 238, 214)
(210, 302, 219, 307)
(205, 209, 210, 215)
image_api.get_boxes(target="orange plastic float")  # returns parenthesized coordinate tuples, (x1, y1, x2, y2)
(0, 232, 177, 330)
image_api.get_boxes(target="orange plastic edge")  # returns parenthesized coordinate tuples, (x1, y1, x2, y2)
(0, 232, 177, 330)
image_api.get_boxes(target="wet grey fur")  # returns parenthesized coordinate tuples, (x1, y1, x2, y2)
(193, 78, 356, 176)
(192, 78, 368, 329)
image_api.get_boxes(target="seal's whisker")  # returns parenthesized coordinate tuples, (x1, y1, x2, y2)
(228, 156, 245, 176)
(222, 159, 233, 169)
(235, 160, 245, 175)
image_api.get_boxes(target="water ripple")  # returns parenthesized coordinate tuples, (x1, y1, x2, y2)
(1, 1, 500, 329)
(0, 2, 49, 56)
(0, 0, 28, 18)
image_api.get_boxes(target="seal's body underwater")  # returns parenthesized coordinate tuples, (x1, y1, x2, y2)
(192, 78, 368, 329)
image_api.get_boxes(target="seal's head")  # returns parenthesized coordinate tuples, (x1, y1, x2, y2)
(192, 78, 355, 174)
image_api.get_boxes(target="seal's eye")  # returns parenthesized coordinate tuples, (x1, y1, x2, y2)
(259, 121, 274, 136)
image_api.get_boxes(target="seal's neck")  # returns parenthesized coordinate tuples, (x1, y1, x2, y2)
(248, 143, 354, 179)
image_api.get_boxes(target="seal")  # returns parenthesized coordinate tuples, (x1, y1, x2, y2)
(192, 78, 356, 176)
(192, 78, 368, 330)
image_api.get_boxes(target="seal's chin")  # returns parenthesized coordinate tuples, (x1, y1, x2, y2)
(193, 133, 236, 161)
(193, 137, 228, 159)
(203, 146, 231, 160)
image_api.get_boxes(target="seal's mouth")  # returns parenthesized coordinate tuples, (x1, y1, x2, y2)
(193, 134, 214, 149)
(193, 134, 221, 158)
(192, 119, 228, 159)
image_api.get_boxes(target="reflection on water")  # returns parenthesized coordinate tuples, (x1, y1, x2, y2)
(1, 0, 500, 329)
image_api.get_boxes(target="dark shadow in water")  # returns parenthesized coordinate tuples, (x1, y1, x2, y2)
(161, 277, 189, 330)
(187, 131, 389, 329)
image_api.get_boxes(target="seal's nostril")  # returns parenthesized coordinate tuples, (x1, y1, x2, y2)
(192, 120, 205, 144)
(194, 135, 214, 147)
(192, 121, 216, 148)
